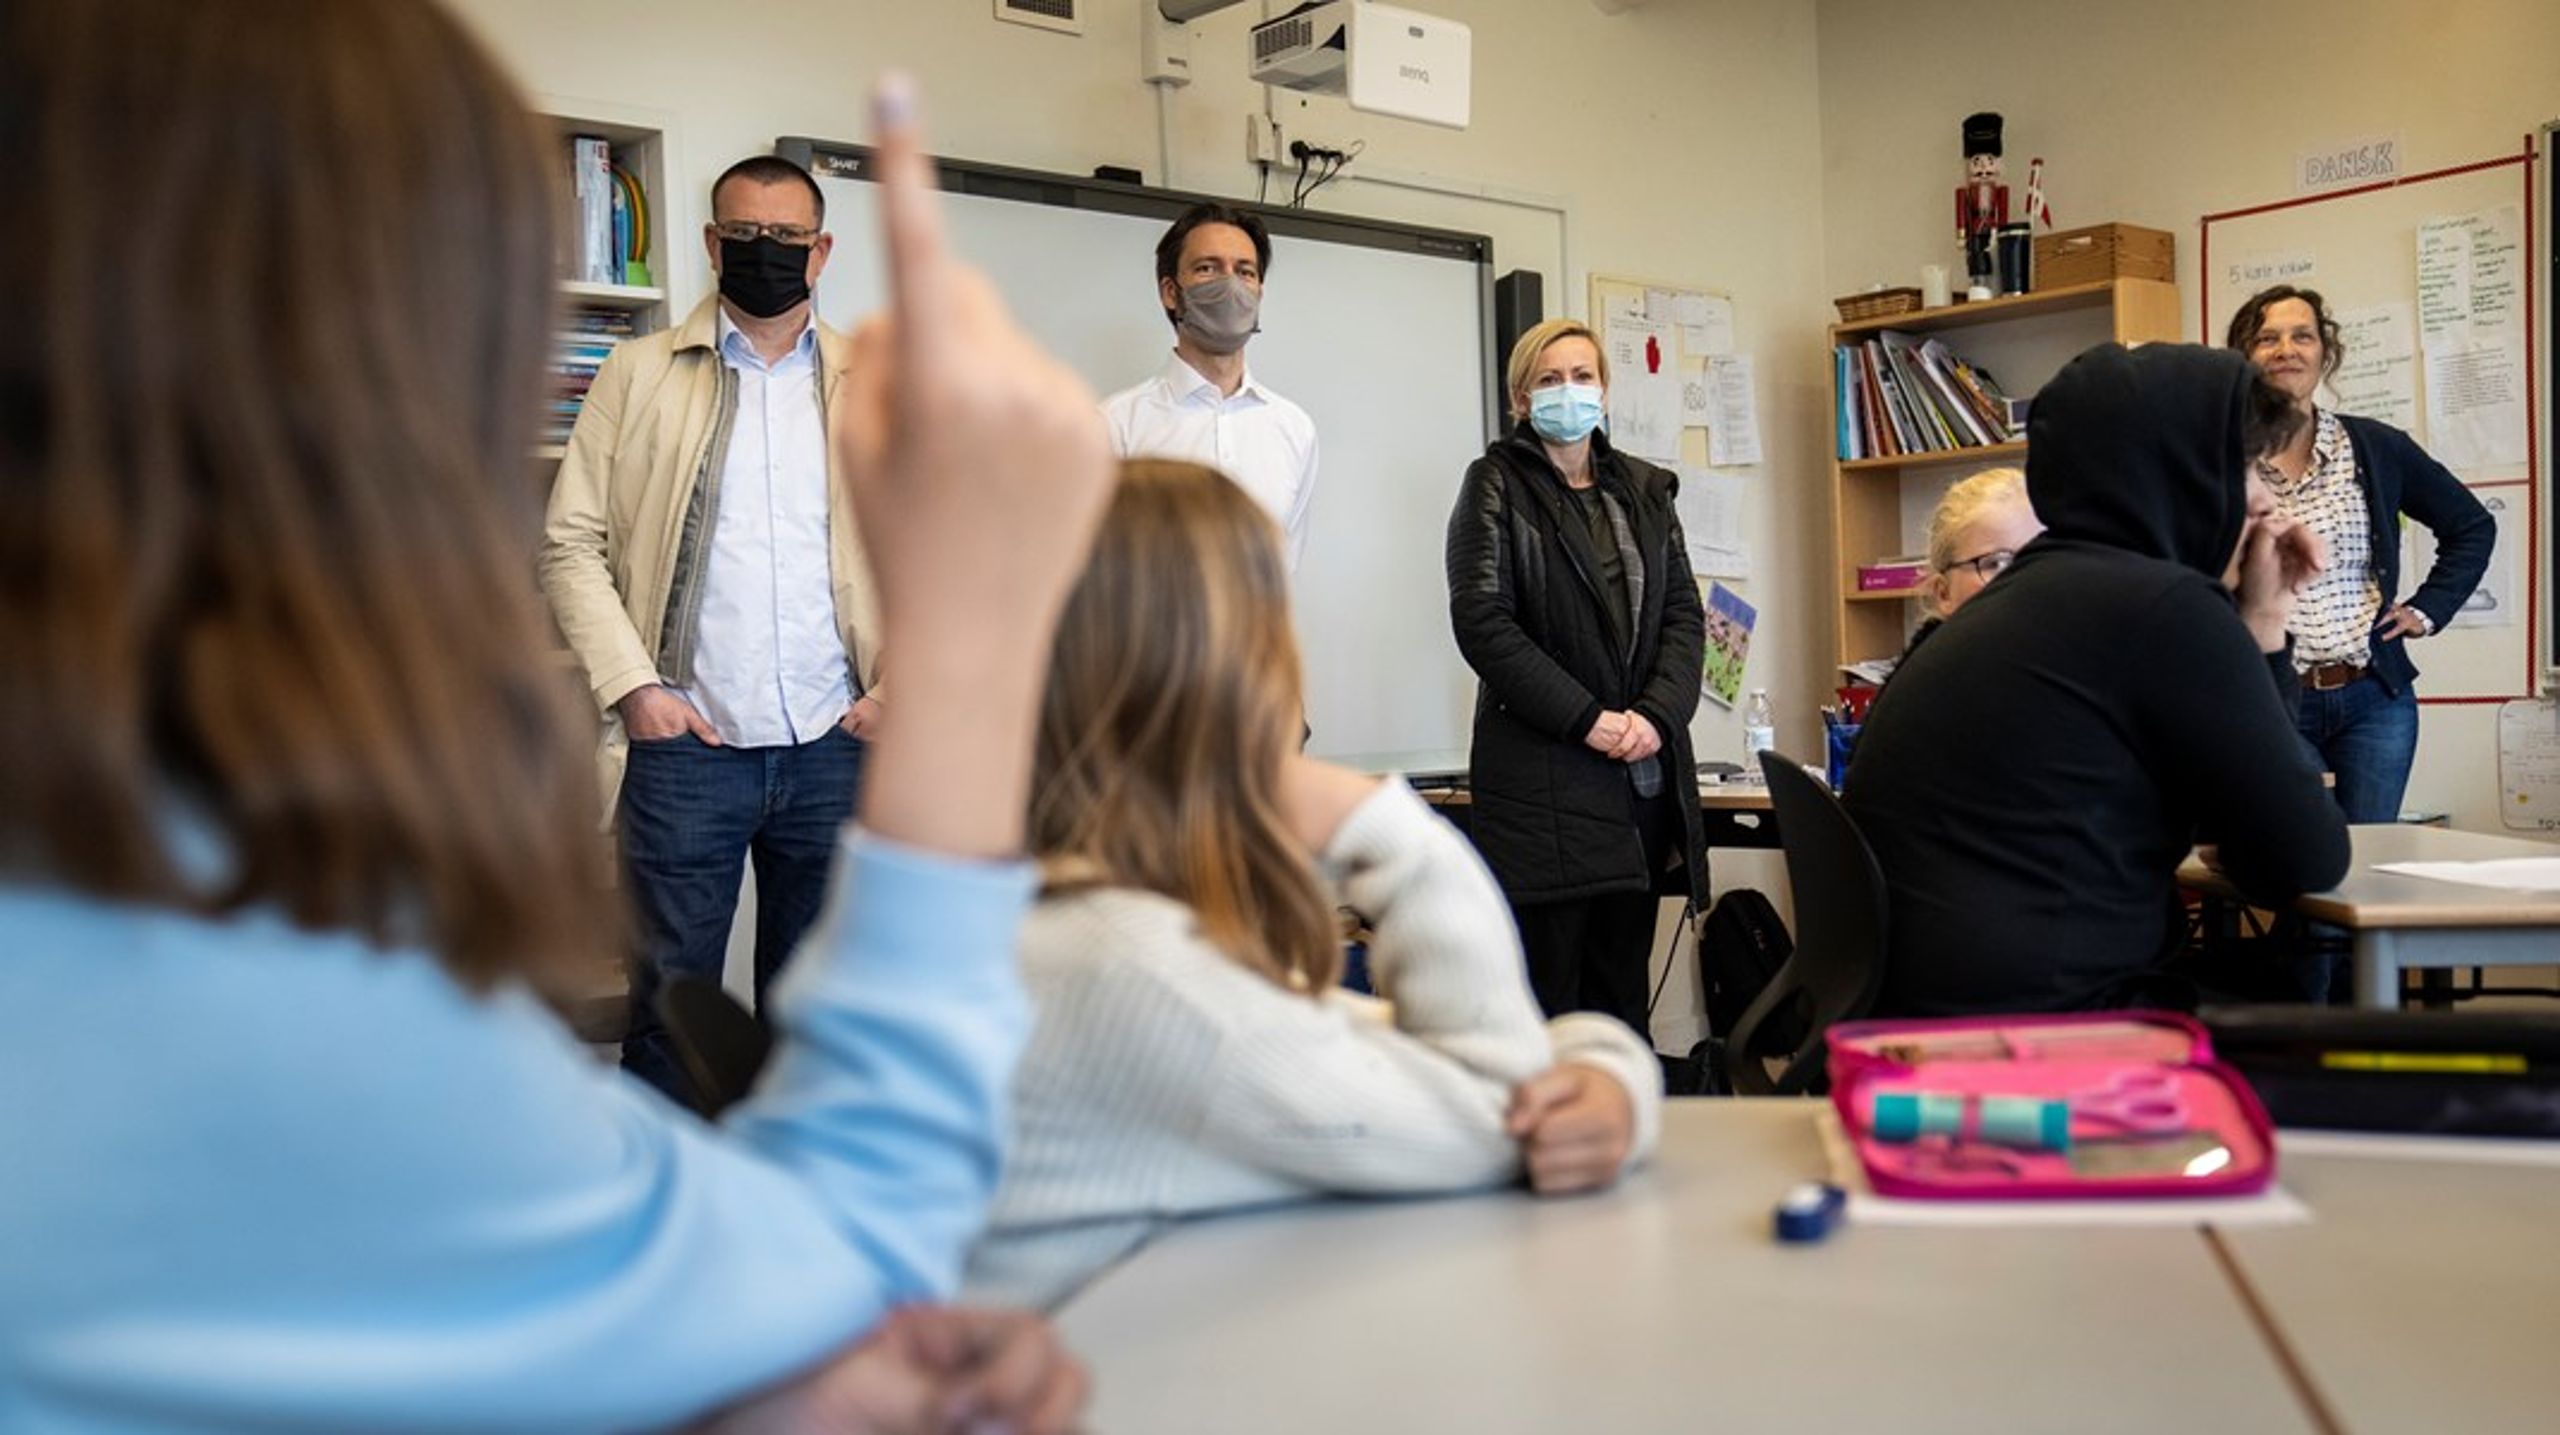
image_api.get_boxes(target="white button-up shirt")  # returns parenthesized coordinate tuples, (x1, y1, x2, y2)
(2265, 406, 2380, 668)
(1102, 351, 1319, 569)
(672, 310, 851, 748)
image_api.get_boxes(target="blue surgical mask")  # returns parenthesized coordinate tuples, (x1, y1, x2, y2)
(1527, 383, 1605, 444)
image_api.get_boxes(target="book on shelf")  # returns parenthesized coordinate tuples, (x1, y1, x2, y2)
(544, 306, 640, 446)
(569, 135, 615, 286)
(1833, 330, 2022, 461)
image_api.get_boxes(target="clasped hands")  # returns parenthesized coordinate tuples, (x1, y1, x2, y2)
(1583, 709, 1662, 764)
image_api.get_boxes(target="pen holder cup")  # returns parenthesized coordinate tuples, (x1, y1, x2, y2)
(1825, 722, 1862, 792)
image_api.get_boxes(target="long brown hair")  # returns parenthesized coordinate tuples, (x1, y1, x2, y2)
(1031, 461, 1339, 994)
(0, 0, 616, 987)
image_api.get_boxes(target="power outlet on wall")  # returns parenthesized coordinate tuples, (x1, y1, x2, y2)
(1245, 113, 1285, 168)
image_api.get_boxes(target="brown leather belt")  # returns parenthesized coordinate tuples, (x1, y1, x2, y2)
(2303, 661, 2370, 691)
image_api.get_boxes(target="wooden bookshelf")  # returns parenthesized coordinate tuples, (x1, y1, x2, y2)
(1828, 277, 2179, 671)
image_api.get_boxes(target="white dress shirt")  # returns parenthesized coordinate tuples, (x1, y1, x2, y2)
(673, 310, 851, 748)
(2265, 406, 2382, 668)
(1102, 351, 1319, 568)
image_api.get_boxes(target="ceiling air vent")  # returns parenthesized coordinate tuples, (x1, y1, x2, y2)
(994, 0, 1082, 35)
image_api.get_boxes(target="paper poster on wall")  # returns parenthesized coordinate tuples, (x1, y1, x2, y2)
(2401, 486, 2518, 629)
(1608, 371, 1683, 463)
(2223, 249, 2317, 291)
(1699, 581, 1758, 710)
(1705, 355, 1763, 466)
(1602, 314, 1666, 374)
(2415, 206, 2528, 471)
(1680, 361, 1713, 426)
(1676, 466, 1750, 579)
(2323, 302, 2419, 436)
(2496, 699, 2560, 833)
(1671, 292, 1735, 355)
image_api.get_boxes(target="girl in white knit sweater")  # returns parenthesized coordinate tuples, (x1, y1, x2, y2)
(967, 459, 1664, 1305)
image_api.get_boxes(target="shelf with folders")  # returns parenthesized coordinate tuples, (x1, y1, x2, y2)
(1827, 277, 2179, 672)
(538, 99, 680, 466)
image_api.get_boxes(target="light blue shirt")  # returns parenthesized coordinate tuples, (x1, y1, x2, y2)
(672, 310, 850, 748)
(0, 833, 1034, 1433)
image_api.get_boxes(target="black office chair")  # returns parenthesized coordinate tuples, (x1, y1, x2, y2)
(1720, 751, 1890, 1096)
(656, 976, 774, 1118)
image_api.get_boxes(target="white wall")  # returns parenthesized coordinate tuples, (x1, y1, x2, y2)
(1815, 0, 2558, 831)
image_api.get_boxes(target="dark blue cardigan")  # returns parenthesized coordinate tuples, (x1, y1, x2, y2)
(2336, 413, 2496, 696)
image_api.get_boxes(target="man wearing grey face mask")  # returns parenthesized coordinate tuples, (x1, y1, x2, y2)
(1102, 203, 1319, 568)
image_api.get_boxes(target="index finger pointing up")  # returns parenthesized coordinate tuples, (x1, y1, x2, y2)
(869, 73, 947, 364)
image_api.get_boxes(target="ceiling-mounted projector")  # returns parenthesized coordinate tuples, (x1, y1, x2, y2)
(1249, 1, 1470, 129)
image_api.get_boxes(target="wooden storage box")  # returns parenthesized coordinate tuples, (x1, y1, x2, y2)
(2033, 223, 2174, 290)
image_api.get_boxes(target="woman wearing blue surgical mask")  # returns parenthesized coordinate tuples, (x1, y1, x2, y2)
(1445, 319, 1706, 1041)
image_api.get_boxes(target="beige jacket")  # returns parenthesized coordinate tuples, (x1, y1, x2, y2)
(539, 296, 882, 812)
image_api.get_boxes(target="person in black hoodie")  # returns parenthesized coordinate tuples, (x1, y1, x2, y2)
(1446, 318, 1706, 1036)
(1844, 343, 2351, 1015)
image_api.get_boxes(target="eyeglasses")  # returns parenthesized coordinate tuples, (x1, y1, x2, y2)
(711, 220, 820, 247)
(1946, 548, 2016, 581)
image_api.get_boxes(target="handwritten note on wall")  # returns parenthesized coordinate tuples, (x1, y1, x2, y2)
(2415, 205, 2528, 471)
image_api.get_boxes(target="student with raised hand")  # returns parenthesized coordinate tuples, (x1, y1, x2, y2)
(1845, 344, 2350, 1016)
(966, 461, 1663, 1307)
(0, 1, 1107, 1429)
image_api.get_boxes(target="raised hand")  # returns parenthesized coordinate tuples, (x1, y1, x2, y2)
(833, 76, 1116, 857)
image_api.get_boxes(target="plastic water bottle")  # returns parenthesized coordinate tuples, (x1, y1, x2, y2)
(1743, 689, 1776, 764)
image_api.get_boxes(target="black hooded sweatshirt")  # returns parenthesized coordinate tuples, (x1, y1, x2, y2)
(1844, 343, 2351, 1015)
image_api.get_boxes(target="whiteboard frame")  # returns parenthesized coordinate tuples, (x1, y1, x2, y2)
(775, 135, 1499, 451)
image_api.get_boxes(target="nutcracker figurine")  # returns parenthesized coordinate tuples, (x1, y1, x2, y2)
(1956, 112, 2008, 299)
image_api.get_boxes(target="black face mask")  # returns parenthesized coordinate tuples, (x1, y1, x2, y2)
(717, 235, 812, 319)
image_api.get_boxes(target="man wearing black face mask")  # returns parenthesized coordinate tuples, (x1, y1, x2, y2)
(1103, 203, 1318, 569)
(540, 154, 883, 1102)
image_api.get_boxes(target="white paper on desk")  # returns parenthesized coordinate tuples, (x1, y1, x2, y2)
(2416, 207, 2529, 471)
(1705, 355, 1763, 466)
(2369, 857, 2560, 893)
(1816, 1109, 2314, 1229)
(1676, 465, 1750, 579)
(1608, 370, 1683, 464)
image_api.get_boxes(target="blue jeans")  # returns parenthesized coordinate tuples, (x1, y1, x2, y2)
(2295, 674, 2418, 824)
(617, 727, 866, 1100)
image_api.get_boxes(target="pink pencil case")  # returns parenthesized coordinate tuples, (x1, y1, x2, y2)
(1825, 1012, 2277, 1201)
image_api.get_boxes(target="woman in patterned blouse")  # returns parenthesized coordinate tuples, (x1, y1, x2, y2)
(2226, 286, 2495, 824)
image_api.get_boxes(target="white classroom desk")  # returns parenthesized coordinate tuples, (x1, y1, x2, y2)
(2218, 1139, 2560, 1435)
(2179, 825, 2560, 1008)
(1054, 1101, 2312, 1434)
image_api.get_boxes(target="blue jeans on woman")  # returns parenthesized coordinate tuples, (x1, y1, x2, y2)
(2295, 674, 2418, 825)
(617, 726, 867, 1100)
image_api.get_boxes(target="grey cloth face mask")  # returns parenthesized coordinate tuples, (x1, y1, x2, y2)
(1175, 276, 1261, 355)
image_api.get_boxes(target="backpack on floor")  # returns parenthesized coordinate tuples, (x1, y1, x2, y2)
(1699, 888, 1807, 1051)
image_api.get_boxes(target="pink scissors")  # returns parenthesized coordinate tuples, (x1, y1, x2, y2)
(2069, 1071, 2187, 1135)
